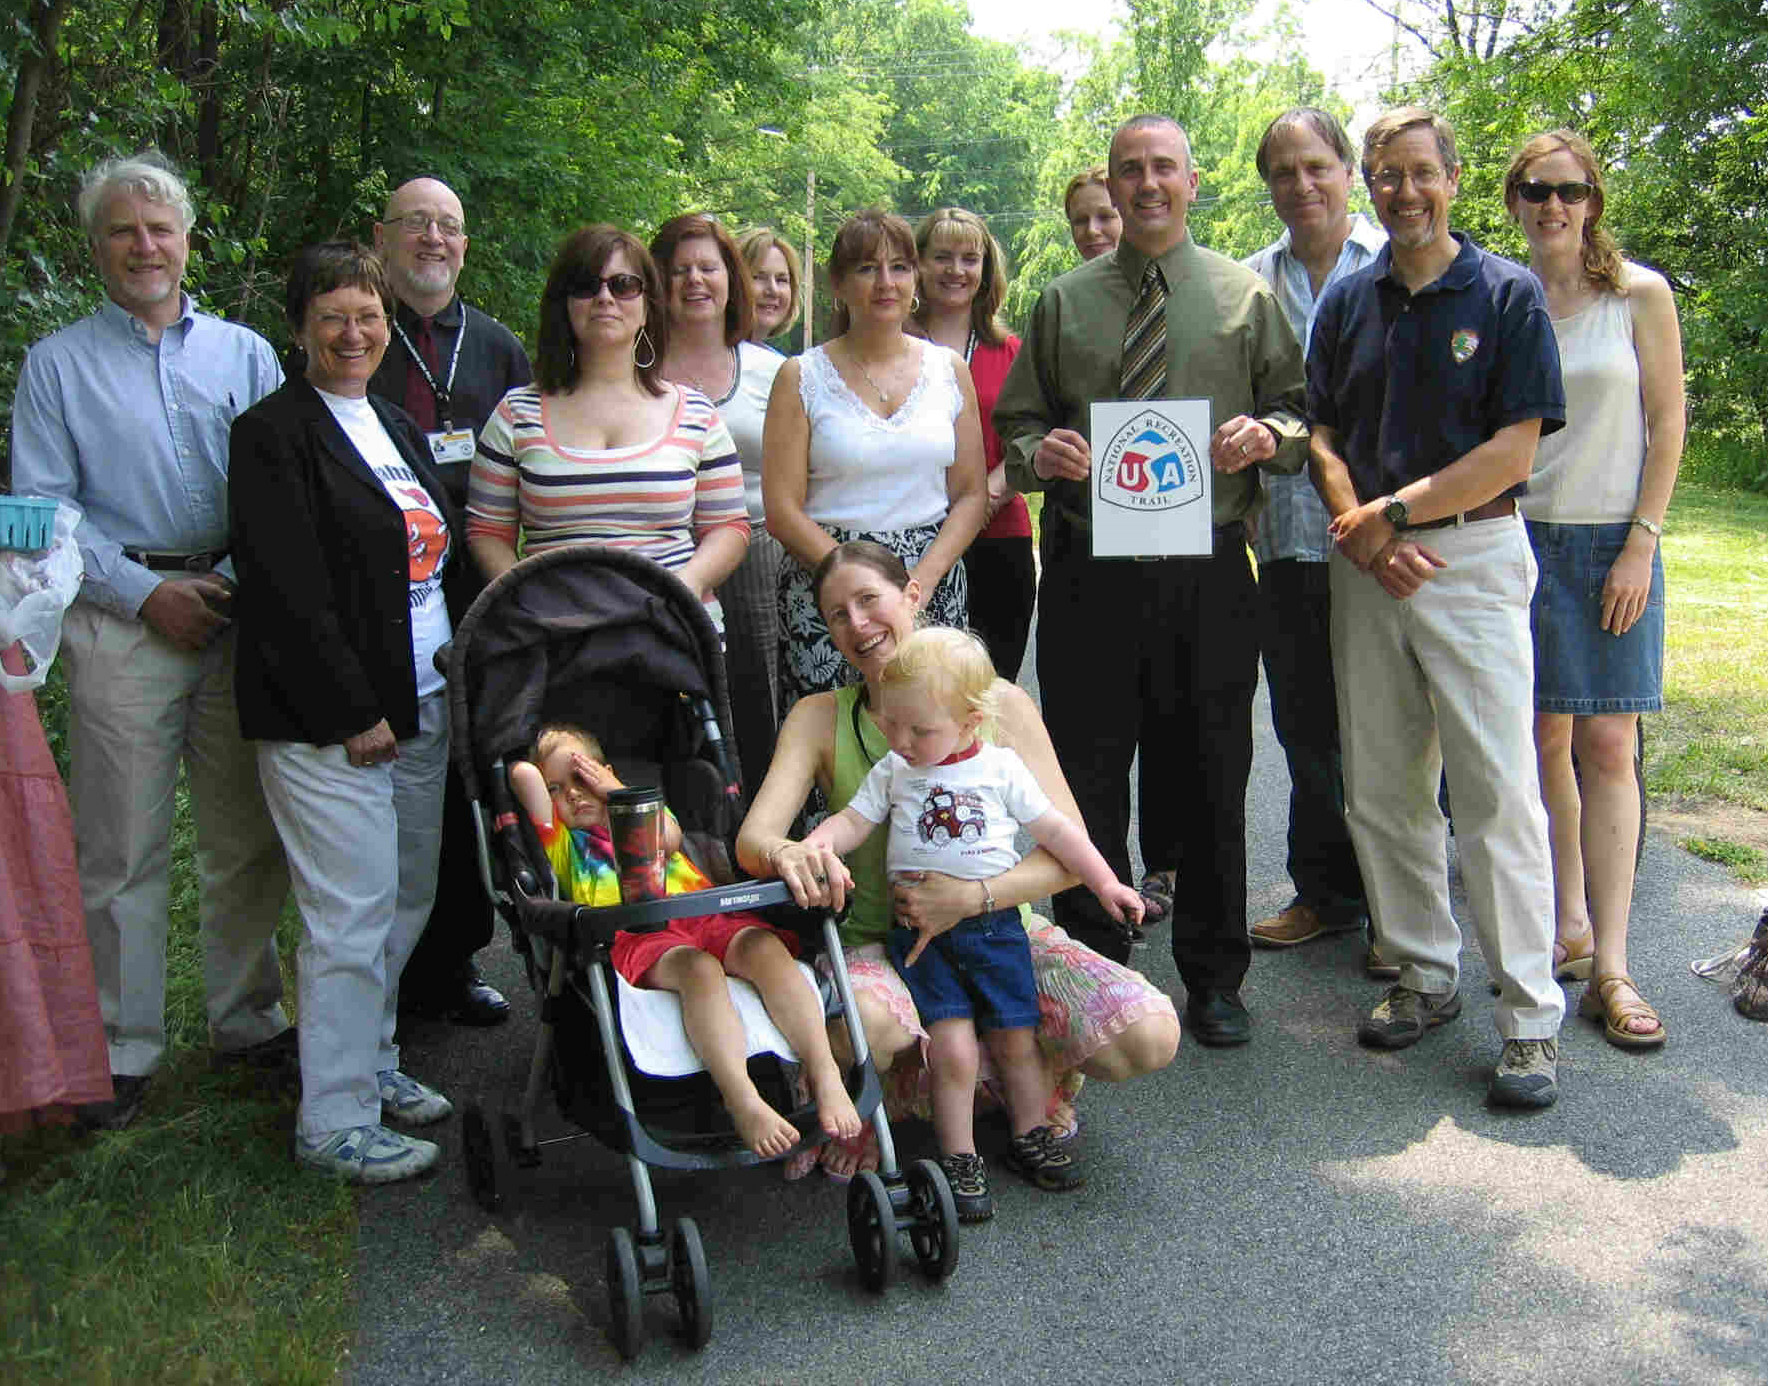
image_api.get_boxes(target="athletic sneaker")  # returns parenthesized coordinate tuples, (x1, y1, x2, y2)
(1003, 1125, 1085, 1191)
(1488, 1038, 1560, 1109)
(296, 1124, 439, 1184)
(377, 1069, 453, 1126)
(1357, 985, 1462, 1050)
(940, 1152, 994, 1223)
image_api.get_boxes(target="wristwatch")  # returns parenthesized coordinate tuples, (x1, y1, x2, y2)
(1632, 515, 1663, 537)
(1381, 494, 1411, 528)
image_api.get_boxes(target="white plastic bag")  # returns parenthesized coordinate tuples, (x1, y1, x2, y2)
(0, 499, 84, 691)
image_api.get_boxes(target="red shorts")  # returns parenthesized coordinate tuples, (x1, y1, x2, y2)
(611, 911, 799, 986)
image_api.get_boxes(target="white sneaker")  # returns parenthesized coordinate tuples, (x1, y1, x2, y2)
(377, 1069, 453, 1126)
(296, 1124, 439, 1184)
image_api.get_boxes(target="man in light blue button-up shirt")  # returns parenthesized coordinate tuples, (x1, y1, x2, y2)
(1241, 109, 1385, 965)
(11, 154, 292, 1126)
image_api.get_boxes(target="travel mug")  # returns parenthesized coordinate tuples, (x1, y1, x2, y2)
(607, 786, 668, 902)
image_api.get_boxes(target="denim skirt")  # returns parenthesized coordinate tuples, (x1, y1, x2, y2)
(1526, 519, 1664, 714)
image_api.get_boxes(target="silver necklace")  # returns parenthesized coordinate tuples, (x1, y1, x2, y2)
(847, 343, 904, 408)
(675, 345, 735, 402)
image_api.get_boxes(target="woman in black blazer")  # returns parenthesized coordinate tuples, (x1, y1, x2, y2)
(231, 242, 470, 1185)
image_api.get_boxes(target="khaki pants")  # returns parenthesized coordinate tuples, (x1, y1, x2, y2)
(1330, 516, 1563, 1039)
(59, 603, 290, 1076)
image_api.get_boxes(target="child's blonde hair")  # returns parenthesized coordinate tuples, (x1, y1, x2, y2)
(532, 722, 605, 767)
(878, 627, 999, 738)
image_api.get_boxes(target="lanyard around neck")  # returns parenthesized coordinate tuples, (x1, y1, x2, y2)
(392, 312, 466, 426)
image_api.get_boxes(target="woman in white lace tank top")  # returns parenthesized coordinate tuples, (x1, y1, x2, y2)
(1505, 130, 1685, 1050)
(762, 210, 989, 715)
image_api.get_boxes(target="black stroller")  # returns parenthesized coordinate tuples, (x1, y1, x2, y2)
(443, 546, 960, 1358)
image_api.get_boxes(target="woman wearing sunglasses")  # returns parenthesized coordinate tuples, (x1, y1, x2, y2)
(1503, 130, 1685, 1050)
(466, 226, 749, 622)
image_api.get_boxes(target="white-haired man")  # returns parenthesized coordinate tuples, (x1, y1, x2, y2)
(13, 153, 293, 1128)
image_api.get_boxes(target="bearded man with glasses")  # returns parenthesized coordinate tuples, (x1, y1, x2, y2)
(1306, 107, 1569, 1109)
(369, 176, 533, 1028)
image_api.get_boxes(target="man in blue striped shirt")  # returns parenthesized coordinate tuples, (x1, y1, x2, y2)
(1241, 109, 1385, 969)
(12, 153, 293, 1128)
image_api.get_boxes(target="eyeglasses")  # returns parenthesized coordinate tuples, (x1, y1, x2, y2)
(1515, 179, 1594, 205)
(390, 212, 466, 239)
(1370, 165, 1447, 194)
(566, 273, 646, 301)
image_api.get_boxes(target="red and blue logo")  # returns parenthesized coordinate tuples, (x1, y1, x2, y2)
(1097, 410, 1203, 512)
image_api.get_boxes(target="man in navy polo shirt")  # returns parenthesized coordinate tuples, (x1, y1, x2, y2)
(1307, 107, 1567, 1109)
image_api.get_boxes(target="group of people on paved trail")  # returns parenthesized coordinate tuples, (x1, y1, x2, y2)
(4, 100, 1690, 1203)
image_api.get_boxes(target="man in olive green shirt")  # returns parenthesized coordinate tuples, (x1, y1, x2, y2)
(996, 114, 1307, 1046)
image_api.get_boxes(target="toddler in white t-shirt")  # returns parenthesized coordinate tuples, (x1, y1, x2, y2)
(804, 627, 1142, 1219)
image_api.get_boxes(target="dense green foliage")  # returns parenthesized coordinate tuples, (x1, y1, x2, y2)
(3, 0, 1764, 485)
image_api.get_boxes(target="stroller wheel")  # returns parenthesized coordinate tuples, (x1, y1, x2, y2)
(904, 1158, 960, 1281)
(461, 1102, 507, 1213)
(846, 1170, 897, 1292)
(606, 1227, 646, 1360)
(670, 1217, 713, 1348)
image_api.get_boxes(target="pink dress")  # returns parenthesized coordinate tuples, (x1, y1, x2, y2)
(0, 646, 111, 1129)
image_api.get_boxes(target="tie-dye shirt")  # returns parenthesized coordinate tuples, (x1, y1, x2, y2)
(534, 817, 711, 906)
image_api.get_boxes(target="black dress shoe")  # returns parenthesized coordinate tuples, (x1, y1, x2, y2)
(212, 1026, 300, 1074)
(74, 1074, 152, 1132)
(403, 968, 510, 1026)
(1185, 988, 1251, 1047)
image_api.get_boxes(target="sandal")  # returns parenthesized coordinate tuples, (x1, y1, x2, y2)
(1139, 871, 1174, 926)
(818, 1126, 879, 1185)
(1554, 928, 1595, 982)
(1489, 927, 1596, 995)
(1578, 973, 1667, 1050)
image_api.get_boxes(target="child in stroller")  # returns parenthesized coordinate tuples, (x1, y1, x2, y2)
(509, 720, 861, 1157)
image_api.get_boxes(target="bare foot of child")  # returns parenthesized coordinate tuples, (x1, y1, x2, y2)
(808, 1064, 863, 1141)
(730, 1095, 800, 1158)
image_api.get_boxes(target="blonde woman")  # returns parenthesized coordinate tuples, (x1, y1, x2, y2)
(738, 226, 803, 348)
(1504, 129, 1685, 1049)
(910, 207, 1033, 682)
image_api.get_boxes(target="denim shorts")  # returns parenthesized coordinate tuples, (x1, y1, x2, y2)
(1527, 520, 1664, 714)
(886, 907, 1039, 1032)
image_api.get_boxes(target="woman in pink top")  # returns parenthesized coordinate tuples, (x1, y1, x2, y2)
(910, 208, 1033, 681)
(467, 226, 749, 623)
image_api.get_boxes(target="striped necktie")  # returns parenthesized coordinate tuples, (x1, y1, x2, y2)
(1120, 260, 1168, 400)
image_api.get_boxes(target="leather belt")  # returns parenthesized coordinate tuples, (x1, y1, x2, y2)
(123, 548, 229, 572)
(1404, 497, 1516, 531)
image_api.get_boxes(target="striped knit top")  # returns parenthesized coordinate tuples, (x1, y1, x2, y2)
(466, 383, 749, 571)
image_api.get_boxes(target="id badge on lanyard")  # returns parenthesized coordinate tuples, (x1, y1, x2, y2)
(427, 428, 475, 465)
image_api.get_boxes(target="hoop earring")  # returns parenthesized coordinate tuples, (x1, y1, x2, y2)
(911, 295, 921, 314)
(633, 326, 656, 370)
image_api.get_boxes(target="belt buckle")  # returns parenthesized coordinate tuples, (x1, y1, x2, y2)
(180, 553, 215, 573)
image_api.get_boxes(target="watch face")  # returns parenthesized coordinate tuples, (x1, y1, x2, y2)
(1383, 498, 1408, 526)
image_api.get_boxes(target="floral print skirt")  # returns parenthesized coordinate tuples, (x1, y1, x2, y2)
(776, 521, 967, 721)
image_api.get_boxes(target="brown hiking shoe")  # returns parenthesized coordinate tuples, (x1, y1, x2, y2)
(1357, 985, 1462, 1049)
(1251, 902, 1362, 949)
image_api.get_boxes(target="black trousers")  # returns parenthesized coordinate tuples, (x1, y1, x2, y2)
(965, 533, 1036, 684)
(1255, 558, 1367, 918)
(1035, 514, 1257, 991)
(400, 754, 496, 993)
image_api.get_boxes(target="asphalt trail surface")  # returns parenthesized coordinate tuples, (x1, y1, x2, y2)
(353, 619, 1768, 1386)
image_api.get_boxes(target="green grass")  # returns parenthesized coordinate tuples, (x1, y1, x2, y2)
(2, 671, 353, 1386)
(1649, 482, 1768, 812)
(1681, 837, 1768, 882)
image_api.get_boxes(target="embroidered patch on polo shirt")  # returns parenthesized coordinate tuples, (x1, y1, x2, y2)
(1450, 329, 1480, 364)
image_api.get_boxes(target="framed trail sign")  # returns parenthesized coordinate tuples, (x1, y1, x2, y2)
(1088, 399, 1214, 557)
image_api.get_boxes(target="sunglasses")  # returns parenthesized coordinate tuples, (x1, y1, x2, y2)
(1516, 179, 1594, 205)
(565, 273, 646, 301)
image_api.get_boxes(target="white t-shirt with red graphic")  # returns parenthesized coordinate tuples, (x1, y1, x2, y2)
(317, 389, 454, 699)
(844, 741, 1051, 882)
